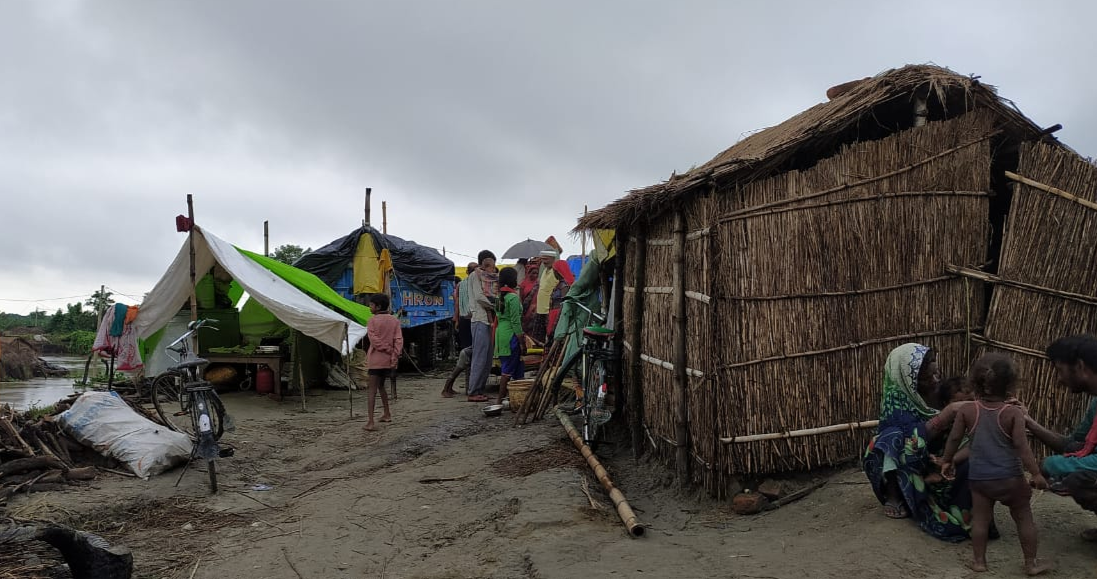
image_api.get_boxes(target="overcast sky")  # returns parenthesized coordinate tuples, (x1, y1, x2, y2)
(1, 1, 1094, 316)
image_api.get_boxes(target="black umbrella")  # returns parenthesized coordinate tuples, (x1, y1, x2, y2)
(502, 239, 554, 259)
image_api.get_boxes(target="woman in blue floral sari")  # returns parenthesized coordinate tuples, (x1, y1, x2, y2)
(863, 343, 974, 542)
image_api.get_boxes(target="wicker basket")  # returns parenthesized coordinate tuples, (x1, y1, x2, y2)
(507, 380, 534, 412)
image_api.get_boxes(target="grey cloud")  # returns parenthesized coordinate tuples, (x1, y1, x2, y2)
(2, 0, 1096, 313)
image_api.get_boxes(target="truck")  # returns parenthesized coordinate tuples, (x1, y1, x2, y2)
(294, 226, 456, 370)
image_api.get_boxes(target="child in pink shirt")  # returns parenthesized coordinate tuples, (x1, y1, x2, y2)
(364, 293, 403, 431)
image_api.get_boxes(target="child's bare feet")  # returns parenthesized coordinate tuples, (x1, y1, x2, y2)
(964, 560, 988, 573)
(364, 422, 377, 431)
(379, 414, 392, 423)
(1024, 559, 1053, 576)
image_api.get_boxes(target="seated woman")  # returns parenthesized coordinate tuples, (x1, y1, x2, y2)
(863, 343, 974, 542)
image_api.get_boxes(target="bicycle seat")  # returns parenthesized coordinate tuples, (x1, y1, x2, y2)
(583, 325, 615, 339)
(174, 358, 209, 370)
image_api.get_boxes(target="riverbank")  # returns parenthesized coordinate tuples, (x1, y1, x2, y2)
(4, 376, 1097, 578)
(0, 356, 87, 412)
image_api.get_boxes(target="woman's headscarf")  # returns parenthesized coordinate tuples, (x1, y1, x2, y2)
(552, 261, 575, 285)
(881, 343, 938, 421)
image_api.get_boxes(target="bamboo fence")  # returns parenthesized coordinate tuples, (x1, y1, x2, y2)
(623, 110, 997, 496)
(979, 142, 1097, 443)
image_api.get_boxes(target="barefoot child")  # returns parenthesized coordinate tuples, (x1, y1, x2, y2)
(495, 267, 526, 405)
(364, 293, 402, 431)
(941, 353, 1051, 575)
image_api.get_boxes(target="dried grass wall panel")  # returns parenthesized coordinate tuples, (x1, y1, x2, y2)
(984, 142, 1097, 438)
(706, 111, 995, 480)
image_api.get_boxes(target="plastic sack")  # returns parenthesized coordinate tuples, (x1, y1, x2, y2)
(57, 392, 193, 480)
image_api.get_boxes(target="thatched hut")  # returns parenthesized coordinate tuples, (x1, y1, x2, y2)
(577, 64, 1097, 497)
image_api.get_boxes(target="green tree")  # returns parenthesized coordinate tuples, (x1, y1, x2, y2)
(85, 289, 114, 319)
(272, 244, 311, 265)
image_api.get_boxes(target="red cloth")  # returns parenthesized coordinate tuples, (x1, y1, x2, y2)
(552, 261, 575, 285)
(366, 313, 404, 369)
(1066, 416, 1097, 458)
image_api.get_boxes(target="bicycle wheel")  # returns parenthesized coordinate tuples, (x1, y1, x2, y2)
(151, 372, 193, 435)
(190, 389, 226, 441)
(548, 348, 582, 412)
(582, 358, 612, 450)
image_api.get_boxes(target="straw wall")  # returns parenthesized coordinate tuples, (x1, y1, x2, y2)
(627, 109, 999, 495)
(981, 142, 1097, 439)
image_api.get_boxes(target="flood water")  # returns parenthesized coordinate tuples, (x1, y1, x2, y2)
(0, 356, 88, 411)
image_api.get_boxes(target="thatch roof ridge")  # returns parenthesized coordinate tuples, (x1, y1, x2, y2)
(578, 64, 1049, 230)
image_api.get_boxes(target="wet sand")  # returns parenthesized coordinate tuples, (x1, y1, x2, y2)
(4, 375, 1097, 578)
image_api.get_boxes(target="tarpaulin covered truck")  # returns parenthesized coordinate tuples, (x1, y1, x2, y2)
(293, 227, 456, 369)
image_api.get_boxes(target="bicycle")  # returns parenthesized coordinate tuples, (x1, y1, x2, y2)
(149, 318, 232, 493)
(547, 298, 616, 451)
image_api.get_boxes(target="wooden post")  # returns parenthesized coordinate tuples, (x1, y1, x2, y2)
(382, 201, 388, 235)
(672, 211, 690, 488)
(581, 205, 588, 263)
(363, 187, 372, 227)
(627, 225, 647, 459)
(296, 330, 307, 412)
(264, 220, 269, 257)
(186, 195, 199, 354)
(611, 232, 627, 419)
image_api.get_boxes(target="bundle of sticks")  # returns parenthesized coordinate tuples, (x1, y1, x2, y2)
(0, 397, 117, 505)
(514, 339, 574, 425)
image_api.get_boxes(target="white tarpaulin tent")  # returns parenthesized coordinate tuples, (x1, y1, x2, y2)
(133, 227, 367, 355)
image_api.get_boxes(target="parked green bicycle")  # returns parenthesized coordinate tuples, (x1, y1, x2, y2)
(547, 298, 616, 451)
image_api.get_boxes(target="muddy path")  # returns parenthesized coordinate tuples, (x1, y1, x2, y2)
(5, 376, 1097, 578)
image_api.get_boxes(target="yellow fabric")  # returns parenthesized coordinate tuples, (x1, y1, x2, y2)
(378, 249, 393, 291)
(536, 261, 555, 314)
(352, 234, 383, 294)
(594, 229, 616, 261)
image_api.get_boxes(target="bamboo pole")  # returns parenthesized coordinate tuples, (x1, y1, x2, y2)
(719, 419, 879, 444)
(555, 408, 644, 537)
(186, 195, 199, 356)
(948, 264, 1097, 309)
(344, 325, 353, 418)
(718, 327, 975, 371)
(1006, 171, 1097, 212)
(672, 210, 690, 488)
(628, 225, 647, 459)
(611, 238, 626, 418)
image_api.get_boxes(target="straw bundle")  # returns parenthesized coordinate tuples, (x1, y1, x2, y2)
(980, 142, 1097, 443)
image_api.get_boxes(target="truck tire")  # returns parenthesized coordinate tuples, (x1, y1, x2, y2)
(415, 324, 437, 371)
(434, 322, 454, 361)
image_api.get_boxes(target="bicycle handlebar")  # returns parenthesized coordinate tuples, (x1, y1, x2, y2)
(564, 297, 606, 323)
(168, 318, 220, 350)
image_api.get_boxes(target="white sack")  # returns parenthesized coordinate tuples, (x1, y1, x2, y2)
(57, 392, 193, 479)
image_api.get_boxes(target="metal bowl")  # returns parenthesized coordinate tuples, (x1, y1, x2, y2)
(482, 404, 504, 417)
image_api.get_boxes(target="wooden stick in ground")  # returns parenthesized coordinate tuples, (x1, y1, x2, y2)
(625, 226, 648, 460)
(672, 210, 690, 488)
(555, 408, 645, 537)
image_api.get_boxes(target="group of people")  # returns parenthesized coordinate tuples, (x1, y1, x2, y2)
(864, 336, 1097, 575)
(443, 248, 574, 403)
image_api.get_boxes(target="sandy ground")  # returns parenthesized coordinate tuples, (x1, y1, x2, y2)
(5, 374, 1097, 579)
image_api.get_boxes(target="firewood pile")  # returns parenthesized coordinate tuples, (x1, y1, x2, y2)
(0, 396, 133, 506)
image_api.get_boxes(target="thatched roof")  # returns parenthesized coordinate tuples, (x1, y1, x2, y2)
(577, 64, 1052, 230)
